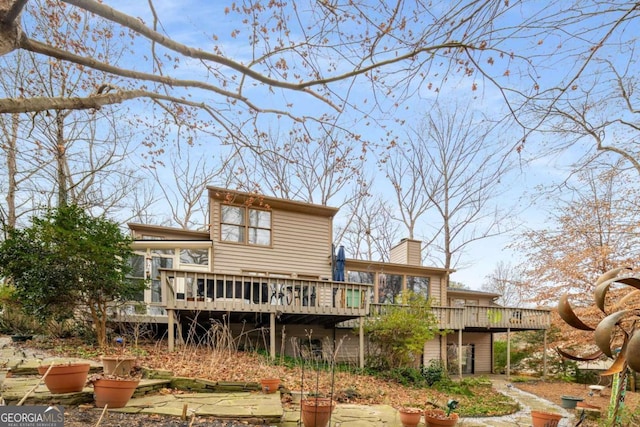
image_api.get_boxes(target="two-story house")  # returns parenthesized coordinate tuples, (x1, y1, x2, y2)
(124, 186, 550, 375)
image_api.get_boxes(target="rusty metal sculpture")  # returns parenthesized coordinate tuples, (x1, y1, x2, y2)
(557, 267, 640, 425)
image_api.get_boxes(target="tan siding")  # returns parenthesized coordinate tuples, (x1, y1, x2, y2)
(211, 200, 333, 278)
(389, 239, 421, 266)
(447, 332, 493, 374)
(389, 247, 404, 264)
(334, 330, 361, 364)
(423, 338, 441, 365)
(476, 296, 494, 306)
(430, 276, 442, 305)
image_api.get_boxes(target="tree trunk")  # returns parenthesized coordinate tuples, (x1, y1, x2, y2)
(55, 112, 68, 207)
(0, 0, 25, 56)
(5, 113, 18, 230)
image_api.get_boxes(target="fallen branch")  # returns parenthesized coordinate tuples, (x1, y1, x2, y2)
(17, 363, 54, 406)
(94, 404, 108, 427)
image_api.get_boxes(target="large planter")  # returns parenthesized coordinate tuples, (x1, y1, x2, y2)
(424, 409, 459, 427)
(560, 395, 583, 409)
(37, 363, 90, 394)
(11, 334, 33, 343)
(101, 356, 137, 376)
(530, 410, 562, 427)
(300, 397, 336, 427)
(260, 378, 281, 394)
(398, 407, 423, 427)
(92, 378, 140, 408)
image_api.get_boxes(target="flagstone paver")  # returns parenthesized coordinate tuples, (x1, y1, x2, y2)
(0, 337, 579, 426)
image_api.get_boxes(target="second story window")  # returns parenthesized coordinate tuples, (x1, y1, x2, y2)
(221, 205, 271, 246)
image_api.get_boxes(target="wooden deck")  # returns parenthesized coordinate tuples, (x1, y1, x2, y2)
(116, 269, 550, 332)
(159, 268, 371, 319)
(367, 304, 550, 331)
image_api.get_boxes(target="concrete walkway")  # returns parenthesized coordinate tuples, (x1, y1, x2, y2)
(0, 337, 576, 426)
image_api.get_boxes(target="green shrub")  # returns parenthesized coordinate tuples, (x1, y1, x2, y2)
(422, 359, 446, 386)
(387, 366, 427, 387)
(363, 291, 439, 368)
(493, 340, 528, 373)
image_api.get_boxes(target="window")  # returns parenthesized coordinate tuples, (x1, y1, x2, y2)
(180, 248, 209, 266)
(221, 205, 271, 246)
(127, 255, 146, 301)
(347, 271, 374, 284)
(407, 275, 429, 297)
(378, 274, 402, 303)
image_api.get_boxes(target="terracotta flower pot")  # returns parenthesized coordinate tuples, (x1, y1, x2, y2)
(398, 407, 423, 427)
(530, 410, 562, 427)
(92, 378, 140, 408)
(260, 378, 281, 394)
(38, 363, 90, 394)
(300, 397, 336, 427)
(101, 356, 137, 376)
(424, 409, 459, 427)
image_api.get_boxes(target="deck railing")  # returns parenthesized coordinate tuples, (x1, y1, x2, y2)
(158, 268, 372, 317)
(462, 305, 550, 329)
(369, 304, 465, 329)
(367, 304, 550, 330)
(117, 269, 550, 331)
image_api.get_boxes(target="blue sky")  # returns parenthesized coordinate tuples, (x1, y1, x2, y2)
(60, 1, 640, 289)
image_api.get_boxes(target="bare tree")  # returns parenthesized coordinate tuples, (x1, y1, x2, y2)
(523, 28, 640, 172)
(1, 0, 635, 154)
(413, 103, 510, 280)
(515, 161, 640, 306)
(481, 261, 526, 307)
(340, 191, 400, 262)
(149, 149, 237, 230)
(382, 137, 434, 239)
(231, 127, 367, 208)
(0, 1, 157, 228)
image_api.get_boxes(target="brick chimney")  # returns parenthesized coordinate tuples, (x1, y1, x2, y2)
(389, 238, 422, 266)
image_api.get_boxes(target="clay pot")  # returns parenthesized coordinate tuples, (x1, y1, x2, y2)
(424, 409, 459, 426)
(530, 410, 562, 427)
(101, 356, 137, 376)
(260, 378, 281, 394)
(92, 378, 140, 408)
(38, 363, 90, 394)
(398, 407, 423, 427)
(300, 397, 336, 427)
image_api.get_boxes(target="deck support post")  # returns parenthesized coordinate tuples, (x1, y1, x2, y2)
(168, 309, 175, 351)
(543, 329, 548, 379)
(359, 317, 364, 369)
(270, 312, 276, 360)
(506, 327, 511, 380)
(458, 329, 463, 379)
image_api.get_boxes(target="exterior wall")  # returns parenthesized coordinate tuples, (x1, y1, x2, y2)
(423, 338, 441, 366)
(210, 199, 334, 279)
(447, 332, 493, 374)
(389, 239, 422, 266)
(429, 275, 443, 305)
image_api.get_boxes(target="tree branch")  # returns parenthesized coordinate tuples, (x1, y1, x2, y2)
(0, 89, 202, 113)
(0, 0, 28, 25)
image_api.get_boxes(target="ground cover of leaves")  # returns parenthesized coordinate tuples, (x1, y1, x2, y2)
(34, 339, 640, 426)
